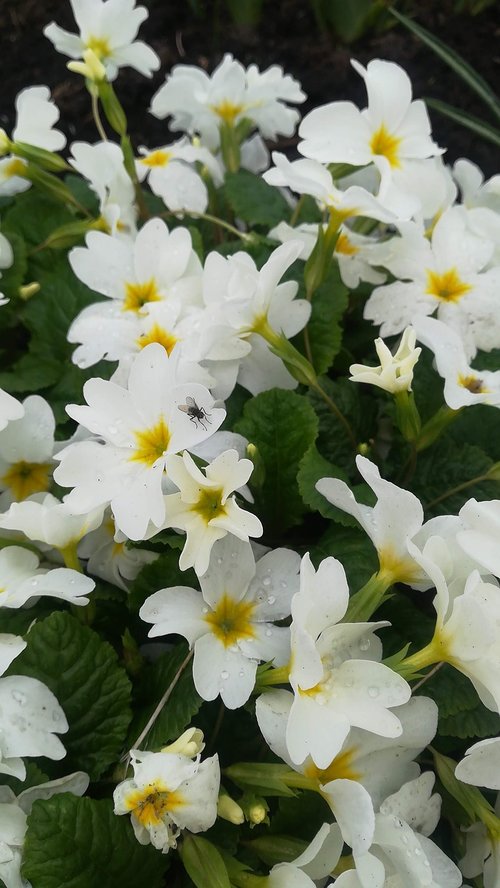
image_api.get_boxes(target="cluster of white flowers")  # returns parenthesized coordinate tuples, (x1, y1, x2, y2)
(1, 0, 500, 884)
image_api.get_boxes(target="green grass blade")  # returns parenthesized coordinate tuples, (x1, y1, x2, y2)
(390, 8, 500, 122)
(426, 97, 500, 148)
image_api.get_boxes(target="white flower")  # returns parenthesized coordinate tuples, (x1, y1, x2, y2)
(140, 535, 300, 708)
(69, 141, 137, 237)
(78, 509, 158, 590)
(298, 59, 442, 218)
(286, 553, 411, 770)
(316, 455, 426, 585)
(136, 139, 223, 215)
(268, 822, 343, 888)
(0, 390, 24, 433)
(0, 546, 94, 608)
(455, 737, 500, 790)
(150, 54, 304, 150)
(54, 344, 225, 540)
(364, 206, 500, 359)
(0, 395, 55, 508)
(0, 231, 14, 306)
(350, 327, 421, 393)
(0, 493, 104, 551)
(164, 449, 262, 575)
(456, 498, 500, 579)
(44, 0, 160, 80)
(113, 742, 219, 852)
(11, 86, 66, 152)
(413, 316, 500, 408)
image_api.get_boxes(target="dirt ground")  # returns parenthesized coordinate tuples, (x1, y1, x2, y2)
(0, 0, 499, 174)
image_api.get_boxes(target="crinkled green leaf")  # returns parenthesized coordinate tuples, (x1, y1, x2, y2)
(127, 643, 202, 751)
(307, 376, 376, 475)
(449, 403, 500, 463)
(22, 795, 167, 888)
(235, 389, 319, 535)
(297, 444, 351, 521)
(8, 612, 131, 780)
(306, 264, 349, 375)
(3, 192, 74, 247)
(424, 664, 500, 739)
(224, 170, 290, 228)
(128, 549, 198, 614)
(412, 437, 500, 516)
(309, 524, 378, 591)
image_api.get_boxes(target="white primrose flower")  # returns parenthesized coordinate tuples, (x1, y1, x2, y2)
(0, 395, 55, 508)
(455, 737, 500, 790)
(0, 493, 104, 552)
(0, 390, 24, 433)
(69, 141, 137, 237)
(364, 206, 500, 359)
(136, 139, 223, 215)
(413, 316, 500, 409)
(0, 231, 14, 306)
(164, 449, 263, 575)
(298, 59, 442, 218)
(113, 741, 220, 852)
(350, 327, 421, 394)
(456, 498, 500, 580)
(0, 633, 69, 780)
(140, 535, 300, 709)
(336, 773, 462, 888)
(316, 455, 427, 586)
(268, 822, 343, 888)
(150, 53, 305, 151)
(54, 343, 225, 540)
(286, 553, 411, 770)
(201, 241, 310, 398)
(0, 546, 94, 608)
(78, 509, 158, 591)
(453, 159, 500, 260)
(44, 0, 160, 80)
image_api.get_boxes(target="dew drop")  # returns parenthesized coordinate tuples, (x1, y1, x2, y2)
(202, 607, 209, 614)
(267, 595, 276, 605)
(262, 577, 271, 587)
(359, 638, 370, 651)
(238, 670, 245, 678)
(220, 670, 229, 680)
(231, 551, 237, 559)
(108, 425, 118, 435)
(217, 557, 223, 565)
(30, 578, 39, 587)
(368, 686, 379, 698)
(414, 848, 422, 857)
(265, 628, 273, 637)
(280, 581, 287, 589)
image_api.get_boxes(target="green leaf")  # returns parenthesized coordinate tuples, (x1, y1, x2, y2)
(180, 835, 231, 888)
(128, 549, 198, 614)
(424, 664, 500, 739)
(22, 795, 167, 888)
(412, 437, 500, 516)
(390, 8, 500, 121)
(8, 612, 131, 780)
(324, 0, 374, 42)
(307, 376, 376, 475)
(224, 170, 290, 228)
(3, 191, 74, 247)
(127, 644, 201, 751)
(0, 232, 27, 299)
(309, 524, 378, 592)
(297, 444, 350, 520)
(306, 264, 349, 375)
(449, 403, 500, 462)
(425, 98, 500, 148)
(235, 389, 319, 535)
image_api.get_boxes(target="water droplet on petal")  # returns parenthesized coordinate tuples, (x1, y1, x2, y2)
(280, 581, 287, 589)
(220, 670, 229, 680)
(202, 607, 209, 614)
(265, 628, 273, 637)
(238, 670, 245, 678)
(368, 686, 379, 698)
(30, 578, 39, 587)
(359, 638, 370, 651)
(267, 595, 276, 605)
(262, 577, 271, 587)
(217, 557, 223, 565)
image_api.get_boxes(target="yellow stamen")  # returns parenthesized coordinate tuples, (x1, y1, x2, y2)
(193, 487, 227, 523)
(130, 417, 171, 466)
(137, 324, 178, 355)
(86, 36, 112, 60)
(204, 593, 256, 647)
(425, 268, 472, 303)
(458, 374, 488, 394)
(335, 232, 359, 256)
(140, 150, 172, 168)
(369, 124, 402, 169)
(210, 99, 245, 125)
(124, 782, 185, 827)
(123, 278, 162, 313)
(2, 461, 51, 501)
(4, 158, 27, 178)
(304, 747, 361, 784)
(378, 546, 422, 585)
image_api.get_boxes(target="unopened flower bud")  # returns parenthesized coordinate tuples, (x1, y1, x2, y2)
(161, 727, 205, 759)
(217, 791, 245, 825)
(68, 48, 106, 83)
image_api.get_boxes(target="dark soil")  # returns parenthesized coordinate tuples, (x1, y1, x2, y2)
(1, 0, 499, 174)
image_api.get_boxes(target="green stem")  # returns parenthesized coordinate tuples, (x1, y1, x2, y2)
(394, 641, 440, 680)
(60, 542, 83, 572)
(255, 664, 290, 688)
(289, 194, 305, 227)
(311, 380, 358, 450)
(91, 91, 108, 142)
(345, 569, 395, 622)
(424, 472, 492, 510)
(415, 405, 461, 452)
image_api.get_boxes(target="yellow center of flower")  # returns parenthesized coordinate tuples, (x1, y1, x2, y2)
(123, 278, 162, 313)
(86, 35, 112, 59)
(4, 158, 28, 178)
(124, 782, 185, 827)
(378, 545, 422, 585)
(335, 232, 359, 256)
(210, 100, 245, 125)
(193, 487, 227, 523)
(204, 593, 256, 647)
(137, 324, 178, 354)
(130, 417, 171, 466)
(458, 374, 488, 394)
(2, 461, 51, 501)
(140, 150, 172, 168)
(425, 268, 472, 302)
(369, 124, 402, 169)
(304, 746, 361, 784)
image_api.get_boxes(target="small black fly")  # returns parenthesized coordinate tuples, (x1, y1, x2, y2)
(178, 396, 212, 431)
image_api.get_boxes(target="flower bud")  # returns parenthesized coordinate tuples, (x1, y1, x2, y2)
(161, 727, 205, 759)
(217, 791, 245, 825)
(350, 327, 421, 394)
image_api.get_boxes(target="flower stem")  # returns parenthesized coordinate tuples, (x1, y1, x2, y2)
(345, 569, 395, 622)
(91, 92, 108, 142)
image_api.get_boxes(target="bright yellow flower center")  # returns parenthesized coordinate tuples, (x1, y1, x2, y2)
(369, 124, 402, 169)
(86, 35, 112, 59)
(335, 232, 359, 256)
(4, 158, 28, 178)
(130, 417, 171, 466)
(210, 99, 245, 125)
(2, 461, 51, 501)
(123, 278, 162, 313)
(137, 324, 178, 355)
(124, 782, 185, 827)
(378, 545, 422, 585)
(192, 487, 227, 523)
(425, 268, 472, 302)
(140, 150, 172, 168)
(304, 746, 361, 784)
(458, 374, 488, 394)
(204, 593, 256, 647)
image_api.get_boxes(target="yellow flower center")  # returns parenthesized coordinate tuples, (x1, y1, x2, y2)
(425, 268, 472, 302)
(124, 782, 185, 827)
(192, 487, 227, 523)
(2, 461, 51, 501)
(378, 546, 422, 585)
(137, 324, 178, 355)
(304, 746, 361, 784)
(130, 417, 171, 466)
(458, 374, 488, 394)
(210, 99, 245, 125)
(123, 278, 162, 313)
(4, 158, 28, 178)
(140, 150, 172, 168)
(86, 36, 112, 60)
(204, 593, 256, 647)
(335, 232, 359, 256)
(369, 124, 402, 169)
